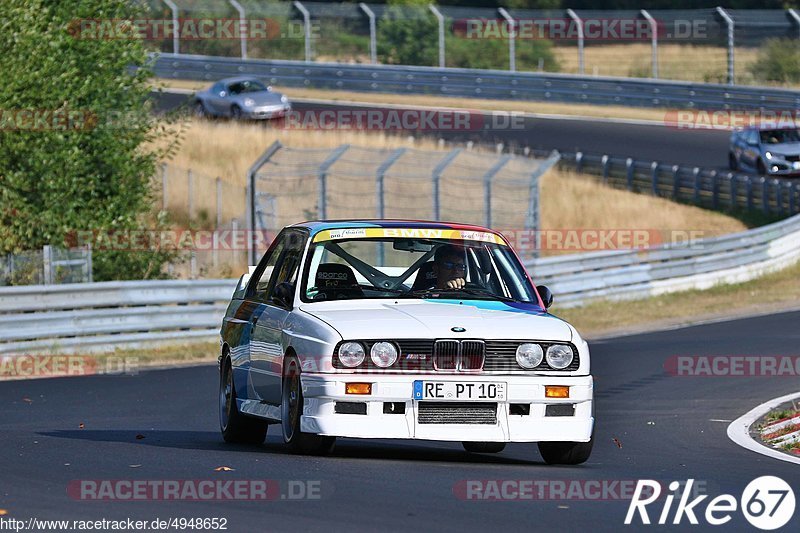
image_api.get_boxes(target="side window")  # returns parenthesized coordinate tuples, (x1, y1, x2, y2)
(247, 230, 307, 303)
(211, 82, 223, 95)
(746, 129, 759, 146)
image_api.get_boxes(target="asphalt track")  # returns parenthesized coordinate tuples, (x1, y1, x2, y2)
(154, 91, 732, 170)
(2, 310, 799, 531)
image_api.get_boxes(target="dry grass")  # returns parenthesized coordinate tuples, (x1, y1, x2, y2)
(556, 260, 800, 339)
(553, 44, 761, 84)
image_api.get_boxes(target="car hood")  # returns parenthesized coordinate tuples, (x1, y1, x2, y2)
(299, 299, 572, 342)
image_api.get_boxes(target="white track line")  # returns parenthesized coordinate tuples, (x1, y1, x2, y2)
(727, 391, 800, 465)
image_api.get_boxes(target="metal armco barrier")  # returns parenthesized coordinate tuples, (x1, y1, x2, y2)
(553, 151, 800, 216)
(152, 53, 800, 112)
(0, 279, 236, 354)
(2, 211, 799, 353)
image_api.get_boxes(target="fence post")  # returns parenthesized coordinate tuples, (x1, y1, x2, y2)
(791, 183, 798, 214)
(43, 245, 53, 285)
(762, 177, 769, 213)
(625, 158, 634, 191)
(187, 169, 194, 220)
(601, 155, 610, 184)
(317, 144, 350, 220)
(729, 173, 737, 209)
(376, 148, 407, 219)
(429, 5, 446, 68)
(650, 161, 659, 195)
(229, 0, 247, 59)
(716, 7, 735, 85)
(790, 9, 800, 38)
(359, 3, 377, 64)
(163, 0, 180, 54)
(483, 155, 511, 227)
(640, 9, 658, 78)
(214, 177, 222, 268)
(527, 151, 561, 259)
(293, 1, 312, 62)
(161, 163, 168, 210)
(86, 244, 93, 283)
(431, 148, 461, 220)
(498, 8, 516, 72)
(671, 165, 680, 200)
(692, 167, 701, 203)
(246, 140, 283, 266)
(566, 9, 584, 75)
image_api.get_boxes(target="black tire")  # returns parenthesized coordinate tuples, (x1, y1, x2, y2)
(462, 441, 506, 454)
(219, 358, 268, 444)
(757, 158, 768, 176)
(538, 431, 593, 465)
(281, 355, 336, 455)
(728, 153, 738, 171)
(230, 105, 242, 120)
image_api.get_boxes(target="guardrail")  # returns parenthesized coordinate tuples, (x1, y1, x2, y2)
(152, 53, 800, 112)
(550, 150, 800, 217)
(2, 211, 799, 353)
(526, 212, 800, 307)
(0, 279, 236, 354)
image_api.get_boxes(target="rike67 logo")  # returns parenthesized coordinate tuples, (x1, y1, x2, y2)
(625, 477, 795, 530)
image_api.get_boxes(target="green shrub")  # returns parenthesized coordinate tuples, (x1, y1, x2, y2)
(749, 38, 800, 84)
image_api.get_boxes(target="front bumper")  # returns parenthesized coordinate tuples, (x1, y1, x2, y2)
(765, 159, 800, 176)
(244, 105, 290, 120)
(300, 373, 593, 443)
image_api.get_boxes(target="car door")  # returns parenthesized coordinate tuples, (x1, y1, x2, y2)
(247, 229, 307, 404)
(205, 82, 229, 116)
(742, 129, 760, 169)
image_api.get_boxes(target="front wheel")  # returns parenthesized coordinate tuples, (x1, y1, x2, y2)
(728, 153, 738, 171)
(757, 158, 768, 176)
(538, 431, 593, 465)
(462, 441, 506, 454)
(219, 359, 268, 444)
(230, 105, 242, 120)
(281, 355, 336, 455)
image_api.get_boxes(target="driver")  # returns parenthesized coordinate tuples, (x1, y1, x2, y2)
(433, 244, 468, 290)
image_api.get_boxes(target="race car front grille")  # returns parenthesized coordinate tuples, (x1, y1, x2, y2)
(433, 339, 485, 371)
(417, 402, 497, 424)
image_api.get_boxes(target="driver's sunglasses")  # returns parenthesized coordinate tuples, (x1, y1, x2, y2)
(443, 261, 467, 272)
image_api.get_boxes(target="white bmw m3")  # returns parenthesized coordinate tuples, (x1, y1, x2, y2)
(219, 220, 594, 464)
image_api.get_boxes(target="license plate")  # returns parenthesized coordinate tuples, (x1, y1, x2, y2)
(413, 381, 506, 401)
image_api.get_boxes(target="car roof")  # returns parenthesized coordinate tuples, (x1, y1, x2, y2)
(214, 76, 264, 85)
(290, 219, 501, 237)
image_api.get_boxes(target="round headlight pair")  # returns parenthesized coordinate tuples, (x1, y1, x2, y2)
(338, 341, 398, 368)
(515, 343, 574, 369)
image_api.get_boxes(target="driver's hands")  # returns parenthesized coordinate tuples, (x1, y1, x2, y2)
(445, 277, 466, 289)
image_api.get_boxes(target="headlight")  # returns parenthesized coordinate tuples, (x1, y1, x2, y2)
(243, 98, 255, 107)
(370, 341, 398, 368)
(546, 344, 574, 369)
(338, 342, 365, 368)
(280, 95, 289, 104)
(515, 343, 543, 369)
(765, 151, 772, 160)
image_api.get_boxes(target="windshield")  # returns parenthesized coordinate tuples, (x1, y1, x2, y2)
(760, 129, 800, 144)
(300, 233, 540, 305)
(228, 80, 268, 95)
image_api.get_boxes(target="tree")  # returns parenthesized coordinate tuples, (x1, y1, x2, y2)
(0, 0, 180, 280)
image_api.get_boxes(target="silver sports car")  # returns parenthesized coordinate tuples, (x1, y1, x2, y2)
(194, 77, 291, 120)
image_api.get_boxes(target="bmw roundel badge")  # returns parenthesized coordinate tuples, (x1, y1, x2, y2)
(451, 326, 466, 332)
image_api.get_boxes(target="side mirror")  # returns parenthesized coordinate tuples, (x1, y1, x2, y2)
(232, 273, 251, 300)
(272, 281, 295, 309)
(537, 285, 554, 309)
